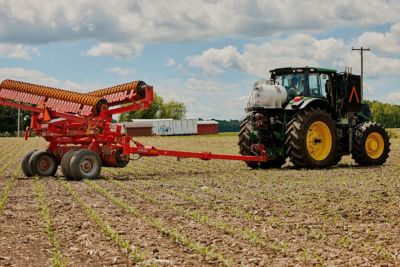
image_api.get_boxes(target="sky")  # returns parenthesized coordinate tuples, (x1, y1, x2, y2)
(0, 0, 400, 120)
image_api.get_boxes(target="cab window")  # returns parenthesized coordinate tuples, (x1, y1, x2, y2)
(308, 74, 328, 98)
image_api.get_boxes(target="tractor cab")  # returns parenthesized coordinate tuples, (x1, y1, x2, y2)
(270, 67, 336, 101)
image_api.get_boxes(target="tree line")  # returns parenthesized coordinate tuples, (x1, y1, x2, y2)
(0, 98, 399, 135)
(364, 100, 400, 128)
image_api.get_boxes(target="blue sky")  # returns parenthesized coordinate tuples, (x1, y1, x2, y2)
(0, 0, 400, 119)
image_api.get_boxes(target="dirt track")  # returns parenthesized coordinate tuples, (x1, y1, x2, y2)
(0, 135, 399, 266)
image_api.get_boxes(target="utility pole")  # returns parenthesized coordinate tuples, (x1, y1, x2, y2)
(17, 108, 20, 137)
(352, 46, 370, 99)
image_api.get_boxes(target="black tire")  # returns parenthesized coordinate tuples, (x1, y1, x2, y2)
(114, 149, 129, 168)
(352, 122, 390, 166)
(61, 149, 78, 180)
(333, 145, 343, 166)
(238, 119, 259, 169)
(29, 150, 58, 177)
(260, 157, 286, 169)
(21, 149, 37, 177)
(285, 107, 337, 168)
(70, 149, 102, 180)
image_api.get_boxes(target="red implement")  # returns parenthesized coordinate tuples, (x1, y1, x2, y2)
(0, 79, 268, 179)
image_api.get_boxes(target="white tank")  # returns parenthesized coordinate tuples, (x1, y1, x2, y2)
(250, 79, 287, 108)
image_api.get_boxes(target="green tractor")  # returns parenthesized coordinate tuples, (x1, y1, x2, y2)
(238, 67, 390, 168)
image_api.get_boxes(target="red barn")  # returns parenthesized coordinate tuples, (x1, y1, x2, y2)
(197, 121, 219, 135)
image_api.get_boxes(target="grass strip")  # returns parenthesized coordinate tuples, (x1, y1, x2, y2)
(85, 179, 232, 266)
(34, 177, 68, 267)
(61, 180, 145, 264)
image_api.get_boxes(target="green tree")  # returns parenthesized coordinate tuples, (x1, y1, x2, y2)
(365, 100, 400, 128)
(0, 106, 31, 134)
(119, 94, 186, 121)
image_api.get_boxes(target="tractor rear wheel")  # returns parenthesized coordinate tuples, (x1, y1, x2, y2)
(29, 150, 58, 177)
(238, 119, 259, 169)
(352, 122, 390, 165)
(285, 107, 337, 168)
(21, 149, 37, 177)
(70, 149, 102, 180)
(260, 157, 286, 169)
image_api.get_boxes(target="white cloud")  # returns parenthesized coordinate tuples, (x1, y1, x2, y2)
(1, 0, 400, 58)
(155, 78, 252, 119)
(0, 44, 39, 59)
(0, 67, 104, 93)
(188, 33, 400, 78)
(187, 34, 347, 77)
(165, 58, 176, 67)
(188, 46, 243, 75)
(85, 42, 143, 59)
(355, 23, 400, 54)
(106, 66, 135, 76)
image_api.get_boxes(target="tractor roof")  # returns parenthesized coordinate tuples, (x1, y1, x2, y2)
(270, 67, 337, 75)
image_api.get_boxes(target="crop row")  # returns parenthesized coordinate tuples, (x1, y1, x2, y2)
(61, 180, 146, 264)
(34, 177, 67, 267)
(0, 141, 34, 213)
(0, 169, 20, 213)
(0, 140, 34, 176)
(0, 140, 17, 164)
(106, 163, 265, 221)
(84, 178, 232, 266)
(107, 178, 270, 249)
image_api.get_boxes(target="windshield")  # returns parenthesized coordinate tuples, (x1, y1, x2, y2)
(275, 74, 306, 98)
(275, 73, 329, 99)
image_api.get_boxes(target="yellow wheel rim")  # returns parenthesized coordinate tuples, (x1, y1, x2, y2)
(306, 121, 332, 161)
(365, 132, 384, 159)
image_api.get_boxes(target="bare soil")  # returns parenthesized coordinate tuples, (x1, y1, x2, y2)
(0, 136, 399, 266)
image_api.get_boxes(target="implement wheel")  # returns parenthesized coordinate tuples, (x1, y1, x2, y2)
(352, 122, 390, 166)
(21, 149, 37, 177)
(285, 107, 337, 168)
(70, 149, 102, 180)
(29, 150, 58, 177)
(61, 149, 78, 180)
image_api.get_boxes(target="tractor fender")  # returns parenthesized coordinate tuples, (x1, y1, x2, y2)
(284, 97, 333, 114)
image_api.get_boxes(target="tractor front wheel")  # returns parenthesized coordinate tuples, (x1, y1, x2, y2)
(285, 107, 337, 168)
(352, 122, 390, 166)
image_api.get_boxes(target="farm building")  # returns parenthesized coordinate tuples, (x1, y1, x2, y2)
(121, 119, 219, 136)
(197, 120, 219, 135)
(122, 121, 153, 136)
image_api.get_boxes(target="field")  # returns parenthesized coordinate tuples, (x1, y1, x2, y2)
(0, 135, 399, 266)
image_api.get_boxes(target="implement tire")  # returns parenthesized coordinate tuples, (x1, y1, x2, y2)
(70, 149, 102, 180)
(21, 149, 37, 177)
(29, 150, 58, 177)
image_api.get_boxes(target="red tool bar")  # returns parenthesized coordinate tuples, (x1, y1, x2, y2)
(130, 146, 268, 162)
